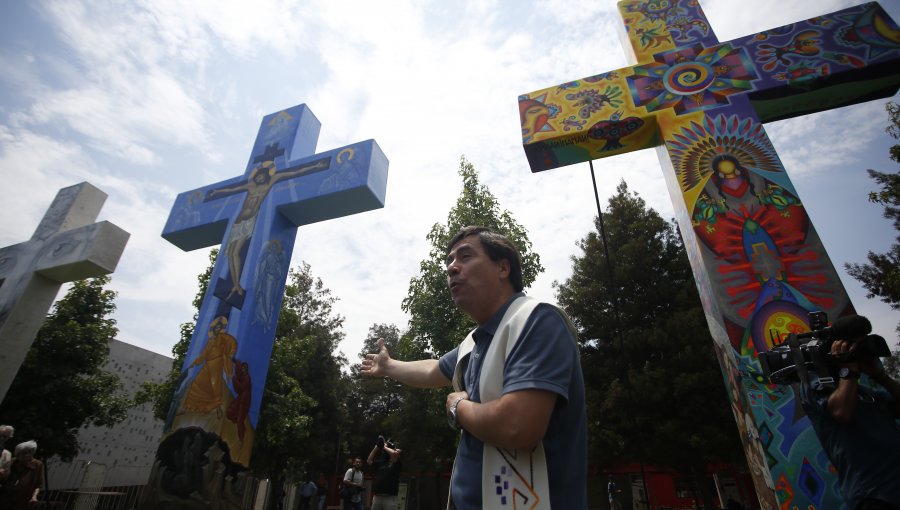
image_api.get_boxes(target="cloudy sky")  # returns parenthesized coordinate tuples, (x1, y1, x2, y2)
(1, 0, 898, 365)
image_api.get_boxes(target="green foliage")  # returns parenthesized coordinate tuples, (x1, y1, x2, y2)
(253, 331, 318, 479)
(845, 101, 900, 368)
(845, 168, 900, 319)
(137, 252, 348, 481)
(345, 325, 404, 457)
(349, 324, 404, 426)
(0, 276, 131, 462)
(347, 325, 454, 471)
(886, 101, 900, 164)
(554, 181, 743, 472)
(402, 156, 544, 356)
(252, 262, 348, 480)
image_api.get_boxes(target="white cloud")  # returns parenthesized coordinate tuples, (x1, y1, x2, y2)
(0, 128, 103, 243)
(766, 103, 886, 181)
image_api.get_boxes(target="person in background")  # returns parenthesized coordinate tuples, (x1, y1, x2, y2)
(342, 456, 365, 510)
(316, 472, 328, 510)
(0, 440, 43, 510)
(367, 436, 402, 510)
(299, 472, 318, 510)
(608, 474, 622, 510)
(0, 425, 14, 480)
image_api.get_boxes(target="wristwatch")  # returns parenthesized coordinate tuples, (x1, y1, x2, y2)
(447, 396, 466, 429)
(838, 367, 859, 380)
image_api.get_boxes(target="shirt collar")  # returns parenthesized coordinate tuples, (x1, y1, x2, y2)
(473, 292, 525, 344)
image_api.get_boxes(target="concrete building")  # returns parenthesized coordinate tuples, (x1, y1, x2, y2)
(47, 340, 172, 491)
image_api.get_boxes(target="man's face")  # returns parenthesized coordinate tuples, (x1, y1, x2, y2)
(0, 431, 9, 444)
(352, 457, 362, 468)
(446, 235, 508, 320)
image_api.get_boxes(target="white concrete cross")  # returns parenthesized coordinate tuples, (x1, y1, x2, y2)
(0, 182, 130, 402)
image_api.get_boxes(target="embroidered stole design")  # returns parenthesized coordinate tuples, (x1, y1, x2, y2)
(451, 296, 553, 510)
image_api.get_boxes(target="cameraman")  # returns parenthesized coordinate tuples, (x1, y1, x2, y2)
(367, 436, 402, 510)
(798, 337, 900, 509)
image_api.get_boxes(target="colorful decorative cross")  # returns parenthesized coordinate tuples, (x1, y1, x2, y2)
(519, 2, 899, 508)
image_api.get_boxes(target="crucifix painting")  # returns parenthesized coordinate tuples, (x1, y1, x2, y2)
(202, 143, 330, 308)
(141, 104, 388, 509)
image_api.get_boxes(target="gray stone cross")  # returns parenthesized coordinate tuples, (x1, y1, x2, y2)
(0, 182, 129, 402)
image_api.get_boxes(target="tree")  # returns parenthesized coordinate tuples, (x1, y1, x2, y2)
(0, 276, 131, 461)
(845, 102, 900, 347)
(393, 156, 545, 474)
(555, 181, 744, 507)
(253, 262, 348, 480)
(346, 325, 404, 455)
(402, 156, 544, 356)
(138, 256, 349, 481)
(887, 101, 900, 165)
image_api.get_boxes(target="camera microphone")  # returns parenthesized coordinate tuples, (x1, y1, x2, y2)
(761, 313, 889, 385)
(797, 314, 871, 341)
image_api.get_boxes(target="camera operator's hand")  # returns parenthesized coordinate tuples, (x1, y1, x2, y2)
(830, 339, 860, 372)
(827, 339, 864, 423)
(831, 339, 884, 377)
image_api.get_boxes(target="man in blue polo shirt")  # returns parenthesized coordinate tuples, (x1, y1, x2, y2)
(362, 226, 587, 509)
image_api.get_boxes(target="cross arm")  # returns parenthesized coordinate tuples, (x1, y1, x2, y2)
(733, 2, 900, 123)
(161, 139, 389, 250)
(519, 68, 661, 172)
(162, 177, 244, 252)
(519, 2, 900, 173)
(32, 221, 130, 283)
(274, 157, 330, 182)
(276, 139, 389, 226)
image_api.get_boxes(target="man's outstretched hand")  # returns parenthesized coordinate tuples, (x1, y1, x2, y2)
(361, 337, 390, 377)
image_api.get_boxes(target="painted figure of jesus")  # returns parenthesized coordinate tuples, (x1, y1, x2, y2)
(204, 154, 329, 303)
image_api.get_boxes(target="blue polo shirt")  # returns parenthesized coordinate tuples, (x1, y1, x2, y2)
(438, 293, 587, 510)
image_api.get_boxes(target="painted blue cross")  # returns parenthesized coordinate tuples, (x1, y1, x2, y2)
(158, 104, 388, 468)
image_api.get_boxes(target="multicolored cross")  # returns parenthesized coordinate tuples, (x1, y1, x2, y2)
(519, 1, 899, 508)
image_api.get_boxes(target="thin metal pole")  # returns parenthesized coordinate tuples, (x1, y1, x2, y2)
(588, 160, 622, 332)
(589, 160, 652, 508)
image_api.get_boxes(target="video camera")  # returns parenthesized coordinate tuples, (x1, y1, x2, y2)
(377, 435, 396, 450)
(759, 312, 891, 385)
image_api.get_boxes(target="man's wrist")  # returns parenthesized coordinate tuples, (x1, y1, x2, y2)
(447, 396, 466, 429)
(838, 367, 860, 380)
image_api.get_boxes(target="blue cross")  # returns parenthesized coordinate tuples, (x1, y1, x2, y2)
(159, 104, 388, 466)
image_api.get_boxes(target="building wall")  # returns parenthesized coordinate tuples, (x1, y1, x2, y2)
(47, 340, 172, 490)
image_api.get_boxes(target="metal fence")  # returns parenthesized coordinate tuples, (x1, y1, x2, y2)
(41, 460, 264, 510)
(40, 461, 460, 510)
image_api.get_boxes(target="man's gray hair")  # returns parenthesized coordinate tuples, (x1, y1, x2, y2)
(0, 425, 14, 437)
(14, 440, 36, 455)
